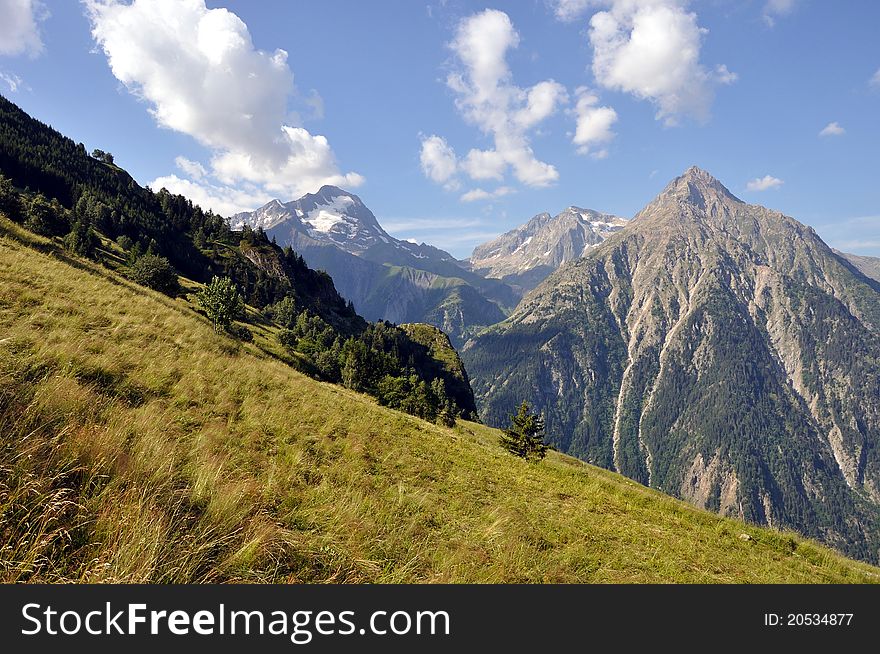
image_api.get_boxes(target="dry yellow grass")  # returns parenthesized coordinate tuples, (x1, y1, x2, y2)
(1, 217, 878, 583)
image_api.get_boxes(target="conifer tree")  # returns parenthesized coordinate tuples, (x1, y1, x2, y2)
(501, 401, 548, 461)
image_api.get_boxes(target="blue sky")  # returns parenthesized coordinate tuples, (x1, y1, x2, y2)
(1, 0, 878, 258)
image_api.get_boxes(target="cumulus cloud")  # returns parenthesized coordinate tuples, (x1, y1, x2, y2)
(549, 2, 735, 124)
(762, 0, 797, 27)
(419, 134, 458, 184)
(0, 0, 46, 57)
(746, 175, 784, 192)
(571, 86, 617, 157)
(421, 9, 568, 199)
(149, 174, 273, 218)
(85, 0, 361, 216)
(819, 122, 845, 137)
(447, 10, 566, 187)
(588, 1, 733, 125)
(460, 186, 515, 203)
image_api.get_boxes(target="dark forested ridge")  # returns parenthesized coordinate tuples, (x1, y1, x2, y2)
(464, 167, 880, 563)
(0, 93, 476, 422)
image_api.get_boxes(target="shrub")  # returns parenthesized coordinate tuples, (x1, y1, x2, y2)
(129, 254, 180, 295)
(226, 323, 253, 342)
(278, 329, 297, 349)
(24, 194, 67, 236)
(63, 220, 99, 257)
(197, 276, 243, 333)
(0, 174, 22, 221)
(116, 234, 134, 251)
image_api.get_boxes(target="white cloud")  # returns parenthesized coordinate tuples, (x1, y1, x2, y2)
(871, 68, 880, 88)
(304, 89, 324, 121)
(763, 0, 797, 27)
(419, 134, 458, 184)
(85, 0, 361, 217)
(0, 0, 46, 57)
(551, 0, 594, 22)
(175, 156, 207, 180)
(461, 148, 506, 181)
(149, 174, 272, 217)
(746, 175, 784, 191)
(571, 86, 617, 157)
(448, 10, 566, 187)
(714, 64, 738, 85)
(515, 79, 569, 129)
(819, 122, 845, 137)
(460, 186, 514, 203)
(422, 9, 567, 195)
(0, 71, 24, 92)
(588, 0, 733, 125)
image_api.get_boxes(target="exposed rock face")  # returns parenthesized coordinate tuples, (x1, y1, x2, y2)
(468, 207, 627, 292)
(239, 243, 287, 280)
(463, 166, 880, 562)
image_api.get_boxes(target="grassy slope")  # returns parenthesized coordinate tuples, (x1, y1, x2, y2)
(1, 219, 878, 584)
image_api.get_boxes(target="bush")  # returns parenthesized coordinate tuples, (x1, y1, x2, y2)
(278, 329, 297, 349)
(129, 254, 180, 295)
(63, 220, 99, 257)
(226, 323, 253, 342)
(268, 296, 298, 328)
(0, 174, 22, 221)
(116, 234, 134, 251)
(197, 276, 243, 333)
(24, 194, 67, 236)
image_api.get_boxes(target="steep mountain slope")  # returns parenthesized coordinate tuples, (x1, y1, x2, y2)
(2, 220, 877, 583)
(463, 167, 880, 563)
(468, 207, 627, 292)
(232, 190, 517, 346)
(0, 94, 476, 421)
(836, 249, 880, 283)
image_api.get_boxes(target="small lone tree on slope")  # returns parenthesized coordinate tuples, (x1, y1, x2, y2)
(501, 401, 548, 461)
(197, 276, 243, 333)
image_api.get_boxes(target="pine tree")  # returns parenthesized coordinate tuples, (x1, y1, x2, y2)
(501, 401, 548, 461)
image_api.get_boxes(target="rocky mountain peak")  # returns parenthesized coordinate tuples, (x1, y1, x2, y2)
(468, 205, 627, 292)
(661, 165, 742, 208)
(633, 166, 744, 227)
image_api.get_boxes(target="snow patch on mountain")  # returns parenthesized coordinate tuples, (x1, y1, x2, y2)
(303, 195, 357, 234)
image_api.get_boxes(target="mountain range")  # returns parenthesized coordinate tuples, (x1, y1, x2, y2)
(232, 189, 520, 346)
(232, 189, 632, 346)
(462, 166, 880, 562)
